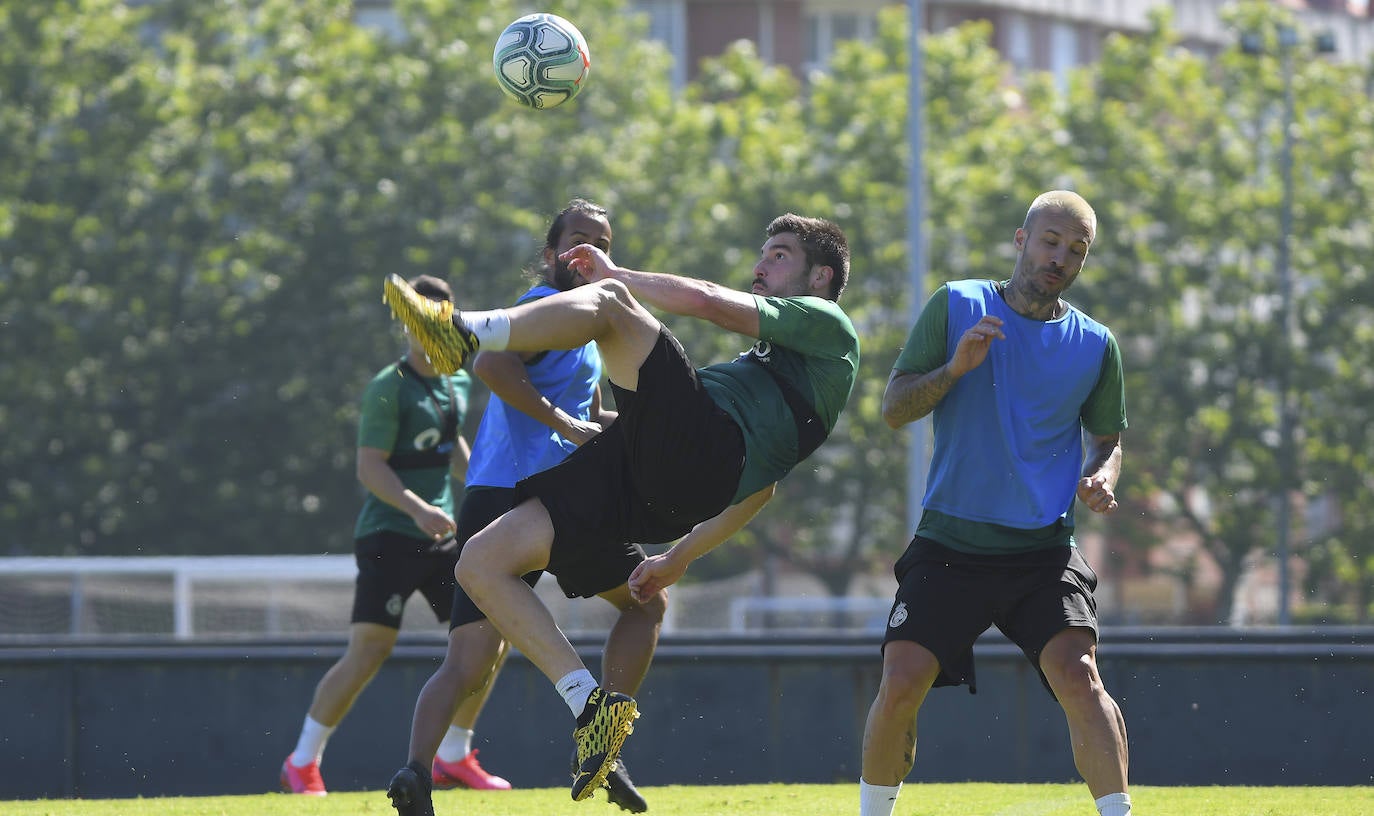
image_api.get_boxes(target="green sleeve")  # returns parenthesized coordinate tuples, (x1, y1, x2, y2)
(1081, 331, 1128, 436)
(754, 295, 855, 357)
(892, 285, 950, 374)
(356, 370, 401, 451)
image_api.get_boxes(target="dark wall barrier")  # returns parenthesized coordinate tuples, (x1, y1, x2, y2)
(2, 628, 1371, 799)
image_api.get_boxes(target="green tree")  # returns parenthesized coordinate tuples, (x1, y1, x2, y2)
(5, 0, 1371, 631)
(0, 0, 678, 555)
(1064, 2, 1374, 622)
(0, 0, 167, 553)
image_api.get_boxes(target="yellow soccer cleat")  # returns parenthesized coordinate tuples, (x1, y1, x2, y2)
(570, 688, 639, 803)
(382, 274, 480, 374)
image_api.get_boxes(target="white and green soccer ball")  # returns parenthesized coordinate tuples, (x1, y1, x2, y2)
(492, 13, 591, 109)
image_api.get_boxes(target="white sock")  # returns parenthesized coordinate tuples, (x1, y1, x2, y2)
(436, 725, 474, 763)
(290, 715, 335, 767)
(460, 310, 510, 350)
(1095, 791, 1132, 816)
(555, 669, 599, 718)
(859, 779, 902, 816)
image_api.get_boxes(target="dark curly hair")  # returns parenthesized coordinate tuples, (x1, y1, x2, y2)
(766, 213, 850, 301)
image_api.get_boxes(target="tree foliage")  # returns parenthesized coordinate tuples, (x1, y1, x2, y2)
(2, 0, 1370, 624)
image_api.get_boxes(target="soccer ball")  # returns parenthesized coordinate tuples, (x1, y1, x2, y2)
(492, 13, 591, 109)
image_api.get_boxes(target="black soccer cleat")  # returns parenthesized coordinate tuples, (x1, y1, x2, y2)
(387, 761, 436, 816)
(605, 757, 648, 812)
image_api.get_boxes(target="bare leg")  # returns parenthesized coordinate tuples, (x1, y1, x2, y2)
(455, 498, 587, 685)
(499, 280, 662, 390)
(308, 622, 399, 726)
(860, 641, 940, 785)
(406, 619, 508, 765)
(450, 636, 510, 730)
(595, 583, 667, 695)
(1039, 628, 1130, 799)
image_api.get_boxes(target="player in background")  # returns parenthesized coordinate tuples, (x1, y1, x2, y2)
(859, 190, 1132, 816)
(394, 199, 658, 813)
(382, 213, 859, 814)
(281, 275, 474, 796)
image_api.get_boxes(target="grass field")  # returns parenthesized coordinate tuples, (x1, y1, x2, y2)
(4, 783, 1371, 816)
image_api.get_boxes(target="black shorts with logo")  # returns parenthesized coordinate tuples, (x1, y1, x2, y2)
(882, 535, 1100, 698)
(513, 327, 746, 599)
(351, 529, 459, 628)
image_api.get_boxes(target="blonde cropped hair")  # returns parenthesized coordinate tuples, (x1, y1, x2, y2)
(1024, 190, 1097, 242)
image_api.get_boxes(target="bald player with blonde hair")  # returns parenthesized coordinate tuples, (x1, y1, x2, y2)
(860, 190, 1132, 816)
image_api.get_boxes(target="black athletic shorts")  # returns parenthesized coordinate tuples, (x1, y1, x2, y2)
(448, 485, 542, 628)
(882, 535, 1100, 698)
(351, 529, 459, 628)
(514, 327, 746, 599)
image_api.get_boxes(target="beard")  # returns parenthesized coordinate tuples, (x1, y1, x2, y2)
(550, 259, 581, 291)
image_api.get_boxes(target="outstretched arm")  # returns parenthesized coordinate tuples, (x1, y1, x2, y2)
(562, 244, 761, 338)
(627, 483, 776, 603)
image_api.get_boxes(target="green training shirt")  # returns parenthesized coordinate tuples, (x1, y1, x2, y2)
(700, 294, 859, 502)
(352, 362, 471, 540)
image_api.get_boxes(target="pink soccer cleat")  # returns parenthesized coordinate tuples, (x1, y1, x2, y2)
(431, 749, 512, 791)
(280, 756, 327, 796)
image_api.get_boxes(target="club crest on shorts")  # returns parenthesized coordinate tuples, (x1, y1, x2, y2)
(386, 594, 405, 618)
(888, 601, 908, 629)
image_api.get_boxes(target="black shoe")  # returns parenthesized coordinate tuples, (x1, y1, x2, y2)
(570, 687, 639, 802)
(605, 758, 648, 812)
(570, 748, 648, 811)
(387, 761, 435, 816)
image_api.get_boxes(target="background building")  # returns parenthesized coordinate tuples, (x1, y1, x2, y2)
(627, 0, 1373, 84)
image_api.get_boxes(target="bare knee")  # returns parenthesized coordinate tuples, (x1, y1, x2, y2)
(344, 624, 398, 667)
(1041, 641, 1105, 711)
(590, 278, 636, 311)
(590, 279, 655, 333)
(599, 581, 668, 625)
(875, 642, 940, 717)
(628, 588, 667, 625)
(454, 530, 497, 595)
(454, 547, 480, 595)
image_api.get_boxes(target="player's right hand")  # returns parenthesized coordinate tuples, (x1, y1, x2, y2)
(412, 504, 456, 542)
(560, 416, 603, 446)
(949, 316, 1005, 376)
(559, 244, 616, 282)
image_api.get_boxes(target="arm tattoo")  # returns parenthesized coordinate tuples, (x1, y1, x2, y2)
(887, 365, 958, 425)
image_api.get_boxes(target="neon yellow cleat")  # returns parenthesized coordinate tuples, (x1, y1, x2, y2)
(570, 688, 639, 803)
(382, 274, 479, 374)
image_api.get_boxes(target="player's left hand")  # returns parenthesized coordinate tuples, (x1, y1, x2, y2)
(628, 554, 685, 603)
(1077, 475, 1119, 515)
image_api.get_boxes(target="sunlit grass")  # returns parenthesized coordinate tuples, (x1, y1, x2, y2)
(5, 783, 1371, 815)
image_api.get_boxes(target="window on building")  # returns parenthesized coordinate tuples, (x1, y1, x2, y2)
(804, 9, 877, 72)
(1004, 12, 1032, 71)
(1049, 20, 1079, 86)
